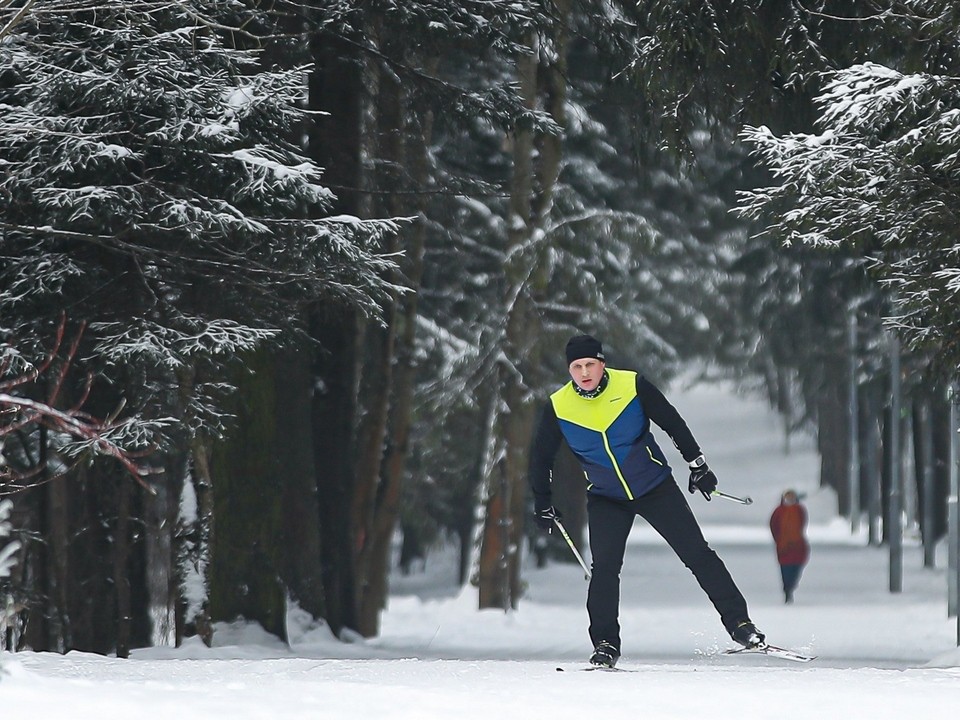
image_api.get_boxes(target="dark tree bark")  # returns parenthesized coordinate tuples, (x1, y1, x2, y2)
(113, 473, 132, 658)
(354, 45, 438, 635)
(208, 351, 287, 643)
(912, 389, 951, 547)
(859, 382, 884, 545)
(273, 349, 327, 620)
(817, 364, 850, 513)
(479, 1, 570, 609)
(309, 312, 360, 637)
(930, 391, 951, 541)
(307, 28, 366, 637)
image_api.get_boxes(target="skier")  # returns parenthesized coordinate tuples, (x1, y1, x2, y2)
(769, 490, 810, 603)
(528, 334, 765, 668)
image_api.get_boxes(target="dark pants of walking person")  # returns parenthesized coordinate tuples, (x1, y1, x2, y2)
(586, 478, 749, 651)
(780, 564, 803, 603)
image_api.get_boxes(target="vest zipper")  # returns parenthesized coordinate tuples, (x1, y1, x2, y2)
(601, 430, 634, 500)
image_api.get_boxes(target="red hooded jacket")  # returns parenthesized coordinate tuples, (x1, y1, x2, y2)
(769, 501, 809, 566)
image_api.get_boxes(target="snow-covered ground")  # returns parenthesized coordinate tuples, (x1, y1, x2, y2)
(3, 380, 959, 718)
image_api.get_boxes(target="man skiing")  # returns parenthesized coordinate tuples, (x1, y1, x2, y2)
(528, 334, 765, 668)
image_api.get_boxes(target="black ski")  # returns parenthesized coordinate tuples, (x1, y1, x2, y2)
(556, 665, 636, 673)
(722, 643, 816, 663)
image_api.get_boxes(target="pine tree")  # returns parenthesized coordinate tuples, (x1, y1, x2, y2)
(731, 3, 960, 526)
(740, 61, 960, 374)
(0, 0, 399, 652)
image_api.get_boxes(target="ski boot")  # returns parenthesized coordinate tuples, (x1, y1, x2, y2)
(731, 620, 766, 648)
(589, 641, 620, 668)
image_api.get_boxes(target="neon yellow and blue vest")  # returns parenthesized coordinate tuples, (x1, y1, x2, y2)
(550, 368, 672, 500)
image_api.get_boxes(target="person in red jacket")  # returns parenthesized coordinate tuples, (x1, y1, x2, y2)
(769, 490, 810, 603)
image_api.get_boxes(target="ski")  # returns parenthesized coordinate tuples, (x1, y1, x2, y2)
(555, 665, 636, 673)
(722, 643, 816, 663)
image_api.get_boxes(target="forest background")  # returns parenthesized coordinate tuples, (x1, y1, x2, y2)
(2, 0, 959, 658)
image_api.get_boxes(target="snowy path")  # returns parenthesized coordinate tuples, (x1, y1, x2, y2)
(3, 381, 960, 718)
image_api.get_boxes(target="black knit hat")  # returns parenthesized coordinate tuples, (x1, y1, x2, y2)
(565, 334, 605, 365)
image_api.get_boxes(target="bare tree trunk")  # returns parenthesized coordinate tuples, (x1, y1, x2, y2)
(175, 361, 215, 648)
(33, 425, 52, 650)
(147, 455, 183, 648)
(208, 351, 287, 644)
(353, 313, 395, 632)
(818, 364, 849, 512)
(352, 35, 399, 600)
(860, 382, 884, 545)
(930, 389, 951, 541)
(308, 28, 364, 639)
(114, 474, 131, 658)
(360, 50, 437, 636)
(187, 440, 215, 646)
(311, 311, 360, 637)
(69, 463, 119, 654)
(478, 480, 510, 609)
(274, 349, 326, 621)
(478, 1, 570, 609)
(478, 34, 538, 609)
(47, 465, 70, 650)
(465, 386, 498, 587)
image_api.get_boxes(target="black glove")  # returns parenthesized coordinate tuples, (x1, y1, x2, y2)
(534, 505, 562, 532)
(688, 456, 717, 500)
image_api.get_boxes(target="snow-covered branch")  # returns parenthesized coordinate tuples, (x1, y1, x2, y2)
(739, 61, 960, 370)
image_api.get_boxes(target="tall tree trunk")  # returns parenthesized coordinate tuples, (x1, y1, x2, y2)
(479, 2, 570, 609)
(187, 435, 215, 646)
(23, 425, 52, 651)
(114, 473, 132, 658)
(30, 417, 73, 653)
(860, 382, 884, 545)
(208, 351, 287, 643)
(478, 477, 511, 609)
(177, 361, 215, 647)
(308, 28, 365, 638)
(355, 49, 438, 635)
(147, 450, 185, 647)
(310, 312, 360, 637)
(352, 313, 395, 634)
(71, 463, 119, 654)
(478, 34, 538, 610)
(352, 40, 400, 607)
(817, 363, 850, 512)
(273, 349, 326, 621)
(465, 385, 498, 587)
(913, 387, 951, 547)
(930, 387, 951, 541)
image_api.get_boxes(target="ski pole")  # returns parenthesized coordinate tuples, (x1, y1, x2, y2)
(712, 490, 753, 505)
(553, 517, 592, 580)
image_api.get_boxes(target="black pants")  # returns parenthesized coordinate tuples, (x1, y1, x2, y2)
(586, 478, 750, 651)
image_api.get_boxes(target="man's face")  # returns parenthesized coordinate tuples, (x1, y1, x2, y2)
(568, 358, 605, 392)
